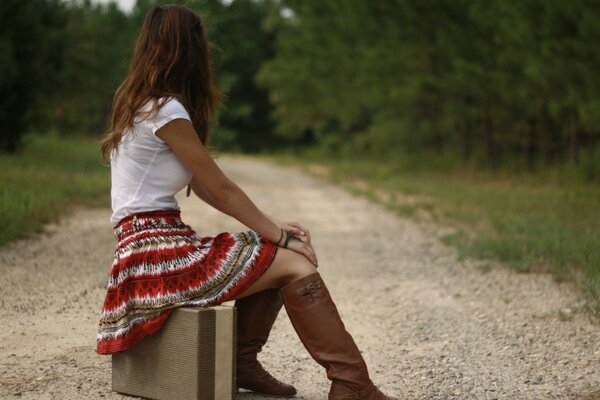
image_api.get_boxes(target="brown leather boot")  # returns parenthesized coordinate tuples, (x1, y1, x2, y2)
(235, 288, 297, 397)
(280, 273, 397, 400)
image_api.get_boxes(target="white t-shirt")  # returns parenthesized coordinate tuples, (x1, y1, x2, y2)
(110, 97, 193, 226)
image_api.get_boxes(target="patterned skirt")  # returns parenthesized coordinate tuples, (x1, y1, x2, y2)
(96, 209, 278, 355)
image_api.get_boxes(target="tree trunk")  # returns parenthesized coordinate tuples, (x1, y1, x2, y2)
(484, 114, 497, 170)
(569, 115, 579, 165)
(526, 119, 536, 171)
(459, 121, 471, 163)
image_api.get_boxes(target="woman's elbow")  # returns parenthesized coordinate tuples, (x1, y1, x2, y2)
(210, 182, 240, 208)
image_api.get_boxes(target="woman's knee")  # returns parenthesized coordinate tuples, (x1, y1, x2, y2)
(282, 254, 317, 285)
(234, 249, 314, 299)
(272, 249, 317, 286)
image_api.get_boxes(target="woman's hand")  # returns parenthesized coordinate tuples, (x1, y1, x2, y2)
(274, 221, 318, 267)
(272, 218, 312, 245)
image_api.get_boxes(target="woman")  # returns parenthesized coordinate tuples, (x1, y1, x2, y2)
(96, 5, 396, 400)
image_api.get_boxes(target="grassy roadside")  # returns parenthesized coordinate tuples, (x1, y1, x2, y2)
(270, 154, 600, 317)
(0, 134, 110, 246)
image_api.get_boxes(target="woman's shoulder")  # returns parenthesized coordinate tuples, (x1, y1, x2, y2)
(156, 96, 189, 117)
(137, 96, 191, 136)
(138, 96, 189, 119)
(152, 97, 191, 133)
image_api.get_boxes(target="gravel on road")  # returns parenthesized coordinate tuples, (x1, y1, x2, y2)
(0, 156, 598, 400)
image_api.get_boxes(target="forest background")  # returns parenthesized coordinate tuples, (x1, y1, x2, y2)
(1, 0, 599, 314)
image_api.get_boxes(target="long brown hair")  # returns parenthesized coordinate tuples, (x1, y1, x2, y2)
(100, 5, 224, 160)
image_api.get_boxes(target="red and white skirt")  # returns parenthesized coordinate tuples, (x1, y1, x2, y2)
(96, 209, 278, 355)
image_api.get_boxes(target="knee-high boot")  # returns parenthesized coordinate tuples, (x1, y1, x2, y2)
(280, 273, 397, 400)
(235, 288, 297, 397)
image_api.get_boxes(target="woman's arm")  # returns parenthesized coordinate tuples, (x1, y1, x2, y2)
(190, 177, 311, 241)
(188, 176, 220, 210)
(156, 119, 317, 266)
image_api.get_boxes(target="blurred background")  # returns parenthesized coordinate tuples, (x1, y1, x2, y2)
(2, 0, 600, 167)
(0, 0, 599, 313)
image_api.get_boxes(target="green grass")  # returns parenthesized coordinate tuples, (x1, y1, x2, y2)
(271, 153, 600, 317)
(0, 133, 110, 246)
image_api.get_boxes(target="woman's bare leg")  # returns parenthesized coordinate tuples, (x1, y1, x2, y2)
(234, 248, 317, 300)
(232, 245, 396, 399)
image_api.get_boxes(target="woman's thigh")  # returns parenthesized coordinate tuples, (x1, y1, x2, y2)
(234, 247, 317, 300)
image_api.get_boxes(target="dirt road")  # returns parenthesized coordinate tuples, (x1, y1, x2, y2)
(0, 157, 598, 400)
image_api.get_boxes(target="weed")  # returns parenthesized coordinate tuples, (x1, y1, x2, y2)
(0, 134, 109, 245)
(272, 154, 600, 319)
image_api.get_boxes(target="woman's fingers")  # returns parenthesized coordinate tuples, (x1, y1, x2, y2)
(287, 236, 318, 267)
(282, 222, 309, 244)
(301, 246, 318, 267)
(305, 229, 312, 244)
(279, 221, 316, 266)
(301, 243, 318, 267)
(286, 221, 306, 235)
(286, 227, 307, 242)
(286, 221, 311, 243)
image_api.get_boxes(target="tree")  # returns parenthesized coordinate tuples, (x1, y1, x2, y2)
(0, 0, 66, 152)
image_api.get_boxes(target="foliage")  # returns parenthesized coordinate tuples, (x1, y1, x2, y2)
(193, 0, 282, 152)
(0, 0, 67, 152)
(277, 152, 600, 316)
(55, 1, 135, 135)
(0, 134, 110, 245)
(259, 0, 600, 172)
(0, 0, 279, 153)
(2, 0, 599, 167)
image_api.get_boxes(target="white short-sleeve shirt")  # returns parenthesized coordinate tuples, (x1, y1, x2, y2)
(110, 97, 193, 226)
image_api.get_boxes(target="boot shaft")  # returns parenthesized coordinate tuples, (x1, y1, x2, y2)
(280, 273, 371, 392)
(281, 273, 397, 400)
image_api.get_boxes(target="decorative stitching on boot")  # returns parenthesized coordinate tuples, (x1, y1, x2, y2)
(302, 282, 322, 302)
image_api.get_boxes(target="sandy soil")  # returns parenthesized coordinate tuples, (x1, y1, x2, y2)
(0, 156, 598, 400)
